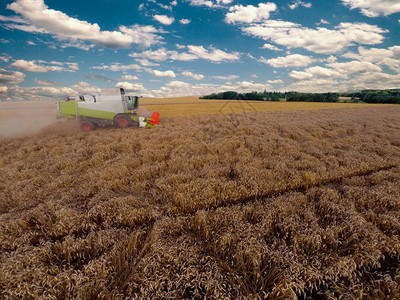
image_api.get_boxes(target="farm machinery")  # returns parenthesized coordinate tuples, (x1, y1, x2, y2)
(57, 88, 159, 131)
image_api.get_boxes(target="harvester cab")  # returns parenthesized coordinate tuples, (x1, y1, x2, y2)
(57, 88, 156, 131)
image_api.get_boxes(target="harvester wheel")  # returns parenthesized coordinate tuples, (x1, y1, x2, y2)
(81, 121, 95, 132)
(115, 115, 130, 128)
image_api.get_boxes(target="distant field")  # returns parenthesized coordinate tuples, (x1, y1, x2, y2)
(141, 99, 388, 117)
(141, 96, 205, 104)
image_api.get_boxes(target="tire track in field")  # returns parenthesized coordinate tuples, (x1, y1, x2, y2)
(168, 163, 398, 216)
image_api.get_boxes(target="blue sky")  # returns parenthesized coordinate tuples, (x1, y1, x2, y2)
(0, 0, 400, 100)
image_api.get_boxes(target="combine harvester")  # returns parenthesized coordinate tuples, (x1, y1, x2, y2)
(57, 88, 159, 131)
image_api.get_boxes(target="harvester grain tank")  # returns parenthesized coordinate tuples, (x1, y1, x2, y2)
(57, 88, 155, 131)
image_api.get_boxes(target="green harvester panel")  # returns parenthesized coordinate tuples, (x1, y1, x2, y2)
(77, 107, 116, 120)
(59, 100, 77, 116)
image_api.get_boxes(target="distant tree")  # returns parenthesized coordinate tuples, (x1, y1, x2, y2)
(222, 91, 238, 99)
(243, 92, 264, 100)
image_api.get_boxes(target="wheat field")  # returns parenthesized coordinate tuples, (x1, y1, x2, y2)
(1, 103, 400, 299)
(140, 97, 387, 117)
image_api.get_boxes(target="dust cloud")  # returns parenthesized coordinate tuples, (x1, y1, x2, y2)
(137, 107, 153, 118)
(0, 101, 67, 138)
(37, 119, 81, 136)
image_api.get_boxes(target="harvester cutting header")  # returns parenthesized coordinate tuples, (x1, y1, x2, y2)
(57, 88, 159, 131)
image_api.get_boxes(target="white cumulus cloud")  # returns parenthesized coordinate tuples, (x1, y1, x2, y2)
(0, 68, 25, 84)
(341, 0, 400, 17)
(131, 45, 240, 63)
(0, 55, 12, 62)
(92, 63, 141, 72)
(267, 79, 283, 84)
(71, 81, 101, 94)
(344, 72, 400, 90)
(242, 20, 388, 54)
(0, 14, 29, 24)
(289, 66, 344, 81)
(9, 59, 78, 72)
(182, 71, 204, 80)
(150, 70, 176, 78)
(318, 19, 330, 25)
(188, 0, 233, 8)
(262, 43, 282, 51)
(225, 3, 277, 24)
(0, 85, 8, 93)
(343, 46, 400, 71)
(221, 81, 273, 92)
(118, 25, 165, 49)
(289, 60, 382, 83)
(130, 48, 171, 62)
(186, 45, 240, 62)
(327, 60, 382, 74)
(212, 75, 240, 80)
(305, 66, 343, 78)
(289, 1, 312, 10)
(289, 71, 314, 81)
(285, 78, 340, 93)
(261, 54, 314, 68)
(121, 75, 139, 81)
(165, 81, 191, 89)
(135, 59, 160, 67)
(188, 0, 214, 8)
(153, 15, 175, 25)
(116, 82, 147, 93)
(180, 19, 191, 25)
(5, 0, 163, 49)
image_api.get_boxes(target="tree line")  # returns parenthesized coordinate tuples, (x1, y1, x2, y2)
(200, 89, 400, 104)
(200, 91, 339, 102)
(340, 89, 400, 104)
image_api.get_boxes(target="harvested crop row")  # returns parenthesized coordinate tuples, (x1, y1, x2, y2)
(187, 166, 400, 298)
